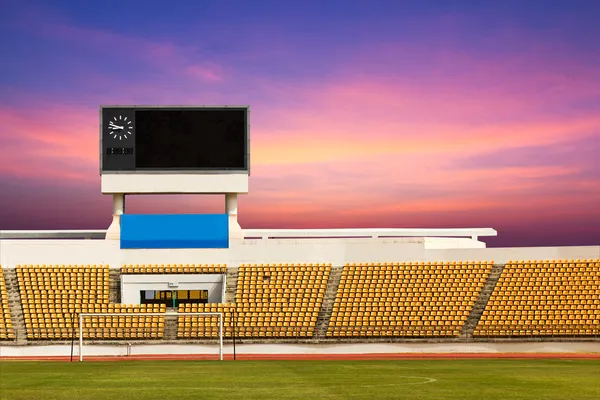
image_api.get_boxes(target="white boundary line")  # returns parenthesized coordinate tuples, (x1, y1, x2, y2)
(15, 377, 437, 390)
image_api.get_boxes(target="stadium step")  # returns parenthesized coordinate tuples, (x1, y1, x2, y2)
(224, 267, 239, 303)
(3, 268, 28, 344)
(109, 269, 121, 303)
(460, 263, 506, 338)
(164, 312, 178, 340)
(314, 265, 344, 338)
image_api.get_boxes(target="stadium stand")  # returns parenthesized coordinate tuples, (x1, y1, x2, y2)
(327, 261, 494, 338)
(177, 263, 331, 339)
(16, 265, 165, 340)
(3, 258, 599, 343)
(121, 264, 227, 274)
(0, 268, 15, 340)
(17, 264, 109, 340)
(474, 259, 600, 337)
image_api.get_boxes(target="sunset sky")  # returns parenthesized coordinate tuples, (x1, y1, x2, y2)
(1, 0, 599, 247)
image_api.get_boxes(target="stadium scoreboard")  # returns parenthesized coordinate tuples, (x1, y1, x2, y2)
(100, 106, 249, 173)
(99, 106, 250, 194)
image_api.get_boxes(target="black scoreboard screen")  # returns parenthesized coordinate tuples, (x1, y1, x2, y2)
(100, 106, 249, 172)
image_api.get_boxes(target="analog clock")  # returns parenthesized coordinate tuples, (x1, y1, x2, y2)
(108, 114, 133, 140)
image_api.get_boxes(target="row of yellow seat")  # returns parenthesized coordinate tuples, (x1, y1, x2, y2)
(240, 263, 332, 268)
(122, 264, 226, 274)
(508, 259, 598, 264)
(347, 261, 494, 267)
(16, 264, 227, 273)
(328, 329, 461, 337)
(474, 329, 599, 337)
(28, 329, 165, 340)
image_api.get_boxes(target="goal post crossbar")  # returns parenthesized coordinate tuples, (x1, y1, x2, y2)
(78, 312, 224, 362)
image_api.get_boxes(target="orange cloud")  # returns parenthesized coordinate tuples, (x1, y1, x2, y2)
(0, 105, 98, 181)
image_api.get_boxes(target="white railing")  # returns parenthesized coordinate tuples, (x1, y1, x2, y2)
(0, 230, 106, 239)
(243, 228, 497, 241)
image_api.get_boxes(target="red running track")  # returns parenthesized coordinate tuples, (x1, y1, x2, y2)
(1, 353, 600, 362)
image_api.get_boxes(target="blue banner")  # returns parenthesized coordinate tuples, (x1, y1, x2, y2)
(120, 214, 229, 249)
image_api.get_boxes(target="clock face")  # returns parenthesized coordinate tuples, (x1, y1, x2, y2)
(108, 114, 133, 140)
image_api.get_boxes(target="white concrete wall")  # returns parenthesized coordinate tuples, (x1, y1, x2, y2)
(1, 341, 599, 358)
(121, 274, 224, 304)
(0, 240, 121, 268)
(1, 238, 598, 268)
(424, 237, 487, 249)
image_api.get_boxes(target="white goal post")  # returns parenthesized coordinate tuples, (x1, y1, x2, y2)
(78, 312, 224, 362)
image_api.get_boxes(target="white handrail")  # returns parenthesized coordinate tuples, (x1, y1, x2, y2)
(0, 230, 106, 239)
(243, 228, 497, 240)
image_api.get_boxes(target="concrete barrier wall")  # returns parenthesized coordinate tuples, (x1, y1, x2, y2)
(2, 341, 599, 358)
(1, 238, 598, 268)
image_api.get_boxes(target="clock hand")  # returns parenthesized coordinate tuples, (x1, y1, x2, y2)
(109, 124, 125, 129)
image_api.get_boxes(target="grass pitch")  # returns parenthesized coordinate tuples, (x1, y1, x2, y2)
(1, 359, 599, 400)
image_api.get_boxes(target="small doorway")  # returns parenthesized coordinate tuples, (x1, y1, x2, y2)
(140, 290, 209, 307)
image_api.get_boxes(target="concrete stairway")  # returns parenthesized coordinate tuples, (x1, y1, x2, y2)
(461, 263, 506, 338)
(164, 309, 178, 340)
(224, 267, 239, 304)
(3, 268, 27, 344)
(109, 269, 121, 304)
(314, 266, 344, 338)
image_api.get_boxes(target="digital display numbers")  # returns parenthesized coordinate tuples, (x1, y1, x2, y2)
(106, 147, 134, 155)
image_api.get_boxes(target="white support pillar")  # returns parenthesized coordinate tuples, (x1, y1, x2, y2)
(105, 193, 125, 240)
(225, 193, 243, 239)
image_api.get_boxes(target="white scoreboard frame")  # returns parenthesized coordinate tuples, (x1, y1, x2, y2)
(101, 173, 249, 194)
(99, 105, 250, 194)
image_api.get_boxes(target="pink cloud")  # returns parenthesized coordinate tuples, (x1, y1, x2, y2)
(0, 105, 98, 181)
(186, 65, 224, 82)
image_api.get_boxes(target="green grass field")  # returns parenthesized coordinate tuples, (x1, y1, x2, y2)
(1, 359, 599, 400)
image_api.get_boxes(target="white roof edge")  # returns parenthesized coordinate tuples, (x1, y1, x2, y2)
(0, 228, 497, 239)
